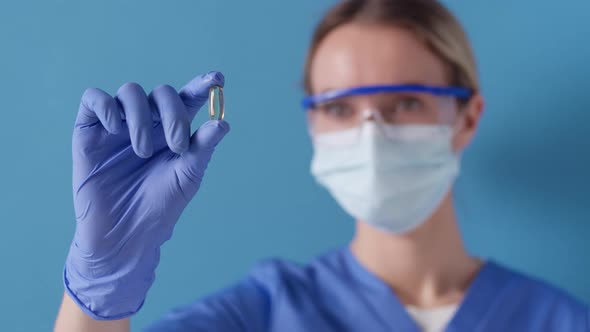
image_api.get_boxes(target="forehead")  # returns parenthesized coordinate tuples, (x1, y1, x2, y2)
(310, 23, 449, 94)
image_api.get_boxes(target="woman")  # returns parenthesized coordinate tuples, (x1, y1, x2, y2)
(54, 0, 589, 331)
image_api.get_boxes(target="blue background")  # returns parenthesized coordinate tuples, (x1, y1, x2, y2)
(0, 1, 588, 331)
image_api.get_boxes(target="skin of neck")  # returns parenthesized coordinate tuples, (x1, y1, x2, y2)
(350, 191, 482, 308)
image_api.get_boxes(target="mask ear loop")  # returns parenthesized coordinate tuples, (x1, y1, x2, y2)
(437, 97, 469, 156)
(434, 96, 463, 135)
(430, 96, 466, 156)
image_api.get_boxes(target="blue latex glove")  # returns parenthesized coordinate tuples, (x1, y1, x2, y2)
(64, 72, 230, 320)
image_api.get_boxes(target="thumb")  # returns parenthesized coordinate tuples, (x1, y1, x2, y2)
(176, 120, 230, 190)
(178, 71, 225, 121)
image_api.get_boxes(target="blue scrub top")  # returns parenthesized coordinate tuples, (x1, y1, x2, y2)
(145, 248, 589, 331)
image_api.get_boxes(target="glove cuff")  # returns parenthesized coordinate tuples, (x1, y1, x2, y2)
(63, 267, 146, 320)
(63, 244, 159, 320)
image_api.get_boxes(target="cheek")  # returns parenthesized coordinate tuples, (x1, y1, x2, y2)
(450, 116, 469, 152)
(451, 133, 464, 153)
(451, 99, 484, 153)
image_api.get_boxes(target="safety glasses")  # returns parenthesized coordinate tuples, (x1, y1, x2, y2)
(302, 84, 471, 141)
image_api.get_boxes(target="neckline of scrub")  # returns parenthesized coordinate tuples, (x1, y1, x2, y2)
(340, 246, 513, 331)
(341, 245, 495, 297)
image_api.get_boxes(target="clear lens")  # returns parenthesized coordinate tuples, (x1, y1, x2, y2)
(308, 92, 456, 133)
(308, 92, 458, 147)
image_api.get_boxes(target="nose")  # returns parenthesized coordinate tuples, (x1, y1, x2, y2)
(360, 109, 382, 123)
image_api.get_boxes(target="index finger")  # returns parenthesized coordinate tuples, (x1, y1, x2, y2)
(76, 88, 123, 134)
(178, 71, 225, 120)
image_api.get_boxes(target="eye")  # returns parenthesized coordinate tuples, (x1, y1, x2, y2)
(317, 102, 355, 119)
(396, 96, 425, 112)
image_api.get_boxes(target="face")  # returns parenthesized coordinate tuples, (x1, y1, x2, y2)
(309, 23, 484, 151)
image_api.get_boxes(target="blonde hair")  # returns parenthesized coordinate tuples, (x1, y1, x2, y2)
(303, 0, 479, 98)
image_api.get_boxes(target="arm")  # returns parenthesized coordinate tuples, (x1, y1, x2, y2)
(54, 292, 129, 332)
(143, 277, 270, 332)
(55, 72, 229, 329)
(54, 277, 269, 332)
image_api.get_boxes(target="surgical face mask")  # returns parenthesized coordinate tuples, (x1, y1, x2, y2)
(310, 122, 460, 234)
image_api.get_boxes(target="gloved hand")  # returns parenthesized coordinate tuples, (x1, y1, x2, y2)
(64, 72, 230, 320)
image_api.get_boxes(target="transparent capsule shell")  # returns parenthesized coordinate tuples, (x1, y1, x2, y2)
(209, 85, 225, 121)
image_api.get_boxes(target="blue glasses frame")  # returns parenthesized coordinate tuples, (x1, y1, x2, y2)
(301, 84, 472, 109)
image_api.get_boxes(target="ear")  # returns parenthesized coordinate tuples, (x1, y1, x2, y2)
(452, 93, 485, 152)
